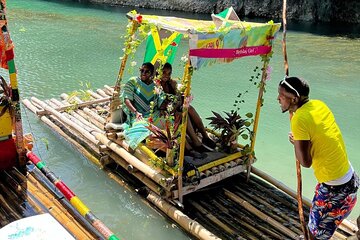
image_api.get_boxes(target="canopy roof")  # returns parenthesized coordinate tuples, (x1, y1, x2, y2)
(129, 11, 280, 35)
(128, 8, 281, 68)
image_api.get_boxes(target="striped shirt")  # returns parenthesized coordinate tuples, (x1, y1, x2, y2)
(122, 77, 163, 119)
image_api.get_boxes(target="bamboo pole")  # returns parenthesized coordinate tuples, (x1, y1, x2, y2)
(247, 55, 270, 182)
(295, 154, 309, 238)
(0, 194, 22, 219)
(241, 175, 301, 216)
(52, 99, 104, 133)
(31, 97, 99, 145)
(83, 107, 107, 125)
(0, 182, 31, 216)
(282, 0, 289, 76)
(22, 99, 102, 164)
(0, 12, 26, 170)
(281, 0, 308, 237)
(76, 109, 105, 130)
(138, 144, 177, 176)
(27, 152, 120, 240)
(224, 189, 298, 239)
(27, 167, 105, 240)
(60, 93, 107, 125)
(217, 207, 266, 239)
(2, 170, 47, 215)
(235, 185, 302, 229)
(104, 85, 114, 95)
(50, 98, 70, 108)
(188, 200, 236, 236)
(177, 60, 193, 203)
(0, 206, 11, 226)
(186, 151, 243, 177)
(3, 169, 94, 239)
(209, 199, 267, 240)
(146, 191, 221, 240)
(109, 19, 139, 122)
(97, 89, 109, 98)
(251, 167, 311, 207)
(108, 152, 172, 198)
(251, 166, 355, 237)
(234, 188, 303, 236)
(36, 96, 110, 116)
(216, 195, 284, 240)
(25, 174, 96, 239)
(86, 90, 102, 99)
(133, 147, 175, 178)
(95, 133, 173, 191)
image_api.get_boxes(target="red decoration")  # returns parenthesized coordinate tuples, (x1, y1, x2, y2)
(136, 15, 143, 24)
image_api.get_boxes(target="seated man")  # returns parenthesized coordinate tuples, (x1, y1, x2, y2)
(160, 63, 216, 153)
(121, 62, 164, 149)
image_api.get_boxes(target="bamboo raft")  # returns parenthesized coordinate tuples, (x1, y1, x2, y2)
(23, 86, 358, 240)
(0, 166, 99, 239)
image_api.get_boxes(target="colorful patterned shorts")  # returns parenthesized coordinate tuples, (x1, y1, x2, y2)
(308, 173, 359, 239)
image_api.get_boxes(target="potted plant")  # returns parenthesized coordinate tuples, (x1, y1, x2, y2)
(146, 114, 181, 167)
(207, 110, 253, 153)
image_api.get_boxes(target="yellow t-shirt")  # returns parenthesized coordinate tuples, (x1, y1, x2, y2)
(291, 99, 349, 183)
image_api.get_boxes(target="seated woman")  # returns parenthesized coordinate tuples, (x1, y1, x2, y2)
(121, 62, 164, 149)
(160, 63, 216, 153)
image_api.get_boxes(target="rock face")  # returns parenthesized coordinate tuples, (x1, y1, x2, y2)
(87, 0, 359, 23)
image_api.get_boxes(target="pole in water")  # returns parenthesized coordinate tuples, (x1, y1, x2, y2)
(282, 1, 309, 239)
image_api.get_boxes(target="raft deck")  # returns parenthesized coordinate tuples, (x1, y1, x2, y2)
(0, 166, 100, 239)
(22, 86, 358, 240)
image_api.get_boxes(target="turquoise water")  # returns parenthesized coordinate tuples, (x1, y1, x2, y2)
(3, 0, 360, 238)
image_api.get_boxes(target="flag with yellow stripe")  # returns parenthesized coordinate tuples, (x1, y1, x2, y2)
(143, 26, 182, 65)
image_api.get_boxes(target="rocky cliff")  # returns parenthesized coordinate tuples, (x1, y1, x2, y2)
(85, 0, 359, 23)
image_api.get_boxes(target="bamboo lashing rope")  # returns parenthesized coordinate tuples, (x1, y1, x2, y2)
(282, 1, 309, 239)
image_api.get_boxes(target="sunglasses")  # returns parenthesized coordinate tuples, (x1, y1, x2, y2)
(139, 69, 151, 75)
(281, 78, 300, 97)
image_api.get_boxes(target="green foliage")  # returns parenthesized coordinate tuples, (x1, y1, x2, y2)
(207, 109, 253, 153)
(207, 78, 256, 153)
(146, 113, 182, 150)
(119, 15, 150, 74)
(66, 81, 92, 112)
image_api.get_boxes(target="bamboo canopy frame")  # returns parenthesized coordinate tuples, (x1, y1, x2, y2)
(113, 10, 281, 203)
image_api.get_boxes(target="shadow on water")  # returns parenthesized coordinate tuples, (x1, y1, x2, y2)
(286, 20, 360, 39)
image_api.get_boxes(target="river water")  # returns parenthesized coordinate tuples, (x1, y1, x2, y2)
(3, 0, 360, 239)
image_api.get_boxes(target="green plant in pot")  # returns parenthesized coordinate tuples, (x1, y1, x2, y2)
(207, 110, 253, 153)
(207, 90, 253, 153)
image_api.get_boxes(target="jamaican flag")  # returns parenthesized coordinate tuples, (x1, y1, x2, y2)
(211, 6, 241, 29)
(143, 26, 182, 65)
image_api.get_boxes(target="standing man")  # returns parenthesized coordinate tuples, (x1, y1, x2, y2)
(277, 76, 359, 239)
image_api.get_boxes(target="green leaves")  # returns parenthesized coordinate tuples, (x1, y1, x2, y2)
(146, 113, 181, 150)
(207, 109, 253, 153)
